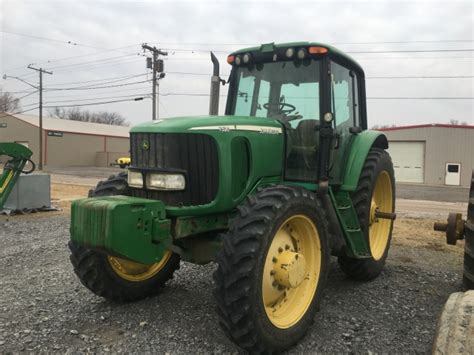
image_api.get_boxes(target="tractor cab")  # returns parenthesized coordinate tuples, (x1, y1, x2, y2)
(225, 42, 367, 183)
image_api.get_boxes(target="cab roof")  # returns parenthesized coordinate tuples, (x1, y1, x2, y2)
(230, 41, 364, 75)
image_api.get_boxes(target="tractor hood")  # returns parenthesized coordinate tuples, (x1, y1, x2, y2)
(129, 115, 283, 134)
(128, 115, 285, 217)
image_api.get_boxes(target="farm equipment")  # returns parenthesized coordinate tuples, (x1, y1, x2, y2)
(115, 156, 131, 169)
(0, 143, 35, 210)
(69, 42, 397, 352)
(432, 171, 473, 353)
(433, 171, 474, 289)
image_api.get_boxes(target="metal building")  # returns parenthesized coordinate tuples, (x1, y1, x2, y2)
(380, 124, 474, 187)
(0, 112, 130, 167)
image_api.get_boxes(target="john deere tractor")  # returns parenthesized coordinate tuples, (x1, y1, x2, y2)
(69, 42, 396, 352)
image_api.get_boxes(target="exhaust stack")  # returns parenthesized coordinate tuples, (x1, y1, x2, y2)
(209, 52, 220, 116)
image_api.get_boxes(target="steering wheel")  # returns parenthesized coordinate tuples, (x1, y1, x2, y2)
(263, 102, 296, 114)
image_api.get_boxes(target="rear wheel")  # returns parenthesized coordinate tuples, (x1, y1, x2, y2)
(338, 148, 395, 280)
(213, 186, 329, 353)
(463, 171, 474, 290)
(432, 291, 474, 354)
(70, 173, 180, 302)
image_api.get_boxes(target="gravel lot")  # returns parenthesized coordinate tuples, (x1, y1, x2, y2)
(0, 211, 465, 353)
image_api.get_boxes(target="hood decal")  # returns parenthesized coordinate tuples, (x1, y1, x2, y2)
(189, 125, 282, 134)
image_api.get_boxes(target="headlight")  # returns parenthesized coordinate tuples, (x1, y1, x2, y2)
(146, 173, 185, 190)
(128, 171, 143, 188)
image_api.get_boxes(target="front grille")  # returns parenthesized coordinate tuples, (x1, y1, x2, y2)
(130, 132, 219, 207)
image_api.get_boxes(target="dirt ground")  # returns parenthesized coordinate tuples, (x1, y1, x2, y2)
(0, 180, 469, 353)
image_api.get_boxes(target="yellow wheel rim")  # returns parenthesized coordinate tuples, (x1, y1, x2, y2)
(369, 171, 393, 261)
(108, 251, 172, 282)
(262, 215, 321, 329)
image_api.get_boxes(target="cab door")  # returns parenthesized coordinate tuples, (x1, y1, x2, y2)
(328, 60, 362, 184)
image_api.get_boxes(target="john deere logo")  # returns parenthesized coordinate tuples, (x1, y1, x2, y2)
(141, 140, 150, 150)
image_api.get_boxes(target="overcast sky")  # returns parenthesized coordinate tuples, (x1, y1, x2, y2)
(1, 0, 473, 127)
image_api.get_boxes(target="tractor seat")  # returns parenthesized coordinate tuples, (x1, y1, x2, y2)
(294, 119, 319, 149)
(286, 119, 320, 174)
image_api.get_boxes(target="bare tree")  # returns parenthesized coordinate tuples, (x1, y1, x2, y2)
(448, 119, 468, 125)
(49, 107, 128, 126)
(0, 88, 20, 112)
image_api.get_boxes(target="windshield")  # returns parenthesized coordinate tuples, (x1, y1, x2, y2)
(229, 60, 321, 126)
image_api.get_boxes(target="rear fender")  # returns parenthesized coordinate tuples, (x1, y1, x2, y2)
(341, 131, 388, 191)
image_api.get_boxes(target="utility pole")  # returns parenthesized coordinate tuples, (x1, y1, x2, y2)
(142, 44, 167, 120)
(28, 65, 52, 171)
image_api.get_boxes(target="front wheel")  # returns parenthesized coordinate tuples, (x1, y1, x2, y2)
(213, 186, 329, 353)
(69, 242, 180, 302)
(71, 172, 180, 301)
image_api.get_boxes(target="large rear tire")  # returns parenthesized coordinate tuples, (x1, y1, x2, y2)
(463, 171, 474, 290)
(432, 291, 474, 354)
(338, 147, 395, 280)
(70, 173, 180, 302)
(213, 186, 329, 353)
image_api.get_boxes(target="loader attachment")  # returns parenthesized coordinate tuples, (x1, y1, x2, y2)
(0, 143, 34, 210)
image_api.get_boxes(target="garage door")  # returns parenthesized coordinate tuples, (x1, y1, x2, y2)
(387, 141, 425, 183)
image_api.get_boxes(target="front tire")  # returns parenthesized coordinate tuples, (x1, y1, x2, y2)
(70, 172, 180, 302)
(338, 147, 395, 280)
(213, 186, 329, 353)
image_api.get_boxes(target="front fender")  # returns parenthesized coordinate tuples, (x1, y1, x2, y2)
(341, 130, 388, 191)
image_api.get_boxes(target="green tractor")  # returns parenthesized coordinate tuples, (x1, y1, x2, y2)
(69, 42, 396, 352)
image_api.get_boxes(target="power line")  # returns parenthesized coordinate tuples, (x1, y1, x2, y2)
(50, 57, 144, 74)
(44, 79, 152, 91)
(44, 97, 145, 108)
(2, 44, 142, 73)
(45, 74, 149, 90)
(17, 90, 39, 100)
(1, 30, 107, 50)
(46, 54, 139, 70)
(43, 93, 151, 104)
(44, 73, 149, 86)
(14, 56, 144, 79)
(0, 107, 39, 118)
(31, 86, 153, 100)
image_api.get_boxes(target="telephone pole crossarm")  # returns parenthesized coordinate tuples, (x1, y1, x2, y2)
(142, 44, 167, 120)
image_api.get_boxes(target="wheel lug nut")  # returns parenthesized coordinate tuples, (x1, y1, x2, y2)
(272, 257, 278, 263)
(270, 270, 276, 276)
(285, 244, 290, 250)
(272, 281, 278, 287)
(278, 247, 283, 253)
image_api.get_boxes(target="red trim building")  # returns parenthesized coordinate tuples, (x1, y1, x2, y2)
(378, 123, 474, 187)
(0, 112, 130, 167)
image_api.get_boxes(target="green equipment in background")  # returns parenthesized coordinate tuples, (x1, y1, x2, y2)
(0, 143, 35, 210)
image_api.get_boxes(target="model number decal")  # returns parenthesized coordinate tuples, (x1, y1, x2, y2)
(189, 125, 282, 134)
